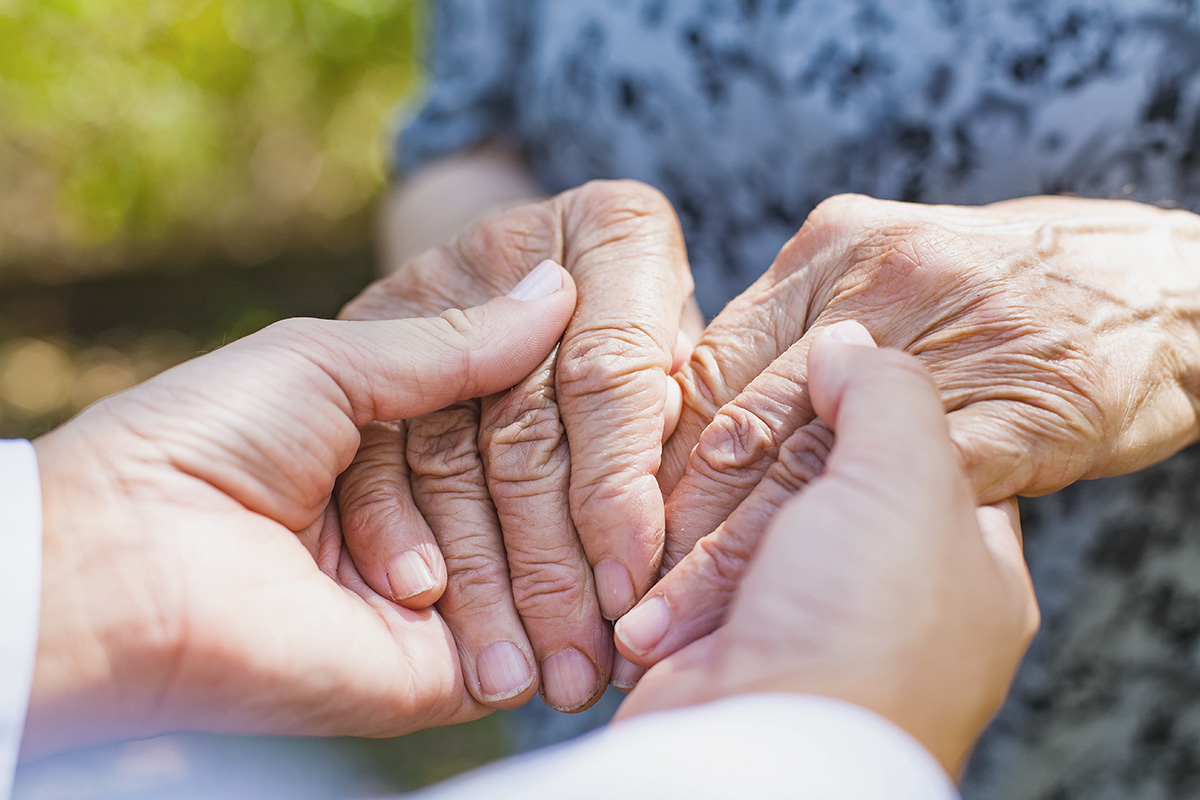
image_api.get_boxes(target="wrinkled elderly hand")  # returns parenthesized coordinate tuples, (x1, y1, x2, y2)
(618, 324, 1039, 776)
(26, 272, 576, 756)
(339, 180, 695, 711)
(618, 193, 1200, 665)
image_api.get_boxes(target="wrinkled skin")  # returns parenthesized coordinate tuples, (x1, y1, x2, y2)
(619, 326, 1039, 777)
(26, 279, 577, 757)
(619, 193, 1200, 666)
(339, 180, 695, 711)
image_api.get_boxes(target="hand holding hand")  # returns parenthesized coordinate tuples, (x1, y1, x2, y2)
(24, 264, 576, 756)
(339, 179, 696, 711)
(625, 193, 1200, 663)
(618, 323, 1039, 776)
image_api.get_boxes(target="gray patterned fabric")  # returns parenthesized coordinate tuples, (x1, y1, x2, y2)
(399, 2, 1200, 797)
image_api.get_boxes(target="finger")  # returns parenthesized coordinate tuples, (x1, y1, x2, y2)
(627, 323, 964, 663)
(976, 498, 1040, 644)
(807, 321, 963, 498)
(336, 264, 572, 609)
(946, 401, 1040, 505)
(480, 349, 611, 713)
(671, 330, 694, 374)
(617, 418, 834, 665)
(554, 183, 695, 619)
(611, 652, 647, 692)
(662, 375, 683, 444)
(658, 264, 818, 495)
(976, 498, 1024, 566)
(331, 545, 488, 735)
(284, 259, 577, 427)
(661, 331, 692, 442)
(337, 421, 446, 607)
(407, 400, 540, 709)
(661, 334, 821, 568)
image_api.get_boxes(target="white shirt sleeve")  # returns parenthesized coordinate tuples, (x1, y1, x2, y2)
(410, 693, 959, 800)
(0, 440, 41, 800)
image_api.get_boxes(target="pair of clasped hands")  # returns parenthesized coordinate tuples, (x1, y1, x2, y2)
(28, 181, 1200, 776)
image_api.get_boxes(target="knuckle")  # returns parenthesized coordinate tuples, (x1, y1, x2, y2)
(812, 192, 877, 220)
(477, 374, 571, 489)
(510, 560, 590, 621)
(339, 495, 401, 542)
(676, 347, 734, 424)
(455, 202, 558, 273)
(561, 181, 689, 282)
(481, 391, 568, 484)
(693, 404, 777, 474)
(556, 326, 668, 403)
(437, 548, 509, 615)
(568, 468, 637, 513)
(573, 178, 674, 222)
(694, 531, 754, 593)
(406, 405, 483, 480)
(772, 422, 834, 492)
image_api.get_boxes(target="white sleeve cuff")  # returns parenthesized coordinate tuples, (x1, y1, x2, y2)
(413, 693, 958, 799)
(0, 440, 41, 800)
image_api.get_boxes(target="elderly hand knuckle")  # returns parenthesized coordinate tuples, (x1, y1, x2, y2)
(557, 327, 665, 399)
(510, 562, 588, 618)
(696, 533, 753, 591)
(677, 350, 731, 416)
(457, 203, 557, 267)
(488, 440, 568, 489)
(695, 405, 776, 472)
(407, 407, 483, 480)
(773, 423, 834, 491)
(437, 552, 507, 613)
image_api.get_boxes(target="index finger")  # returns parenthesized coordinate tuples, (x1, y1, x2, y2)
(553, 180, 695, 619)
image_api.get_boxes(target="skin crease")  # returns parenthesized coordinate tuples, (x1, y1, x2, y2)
(23, 273, 579, 758)
(614, 193, 1200, 668)
(617, 326, 1040, 778)
(339, 179, 698, 712)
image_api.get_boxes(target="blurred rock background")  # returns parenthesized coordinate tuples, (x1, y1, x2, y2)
(1, 0, 554, 795)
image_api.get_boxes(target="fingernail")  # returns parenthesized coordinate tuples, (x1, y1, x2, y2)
(541, 648, 600, 712)
(826, 320, 877, 347)
(615, 596, 671, 655)
(611, 653, 646, 691)
(477, 641, 535, 701)
(506, 259, 563, 301)
(386, 551, 436, 601)
(594, 559, 636, 620)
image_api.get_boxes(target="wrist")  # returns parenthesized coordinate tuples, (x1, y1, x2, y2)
(25, 424, 184, 756)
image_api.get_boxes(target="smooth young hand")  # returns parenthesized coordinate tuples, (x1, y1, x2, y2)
(24, 263, 576, 756)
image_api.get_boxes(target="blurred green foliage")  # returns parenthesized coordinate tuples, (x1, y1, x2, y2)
(0, 0, 422, 279)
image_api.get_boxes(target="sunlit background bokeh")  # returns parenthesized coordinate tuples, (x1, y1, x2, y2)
(0, 0, 420, 439)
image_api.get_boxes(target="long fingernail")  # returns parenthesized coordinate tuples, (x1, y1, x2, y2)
(387, 551, 436, 601)
(826, 320, 877, 347)
(541, 648, 600, 712)
(594, 559, 636, 620)
(616, 596, 671, 655)
(477, 641, 535, 701)
(611, 653, 646, 691)
(506, 259, 564, 301)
